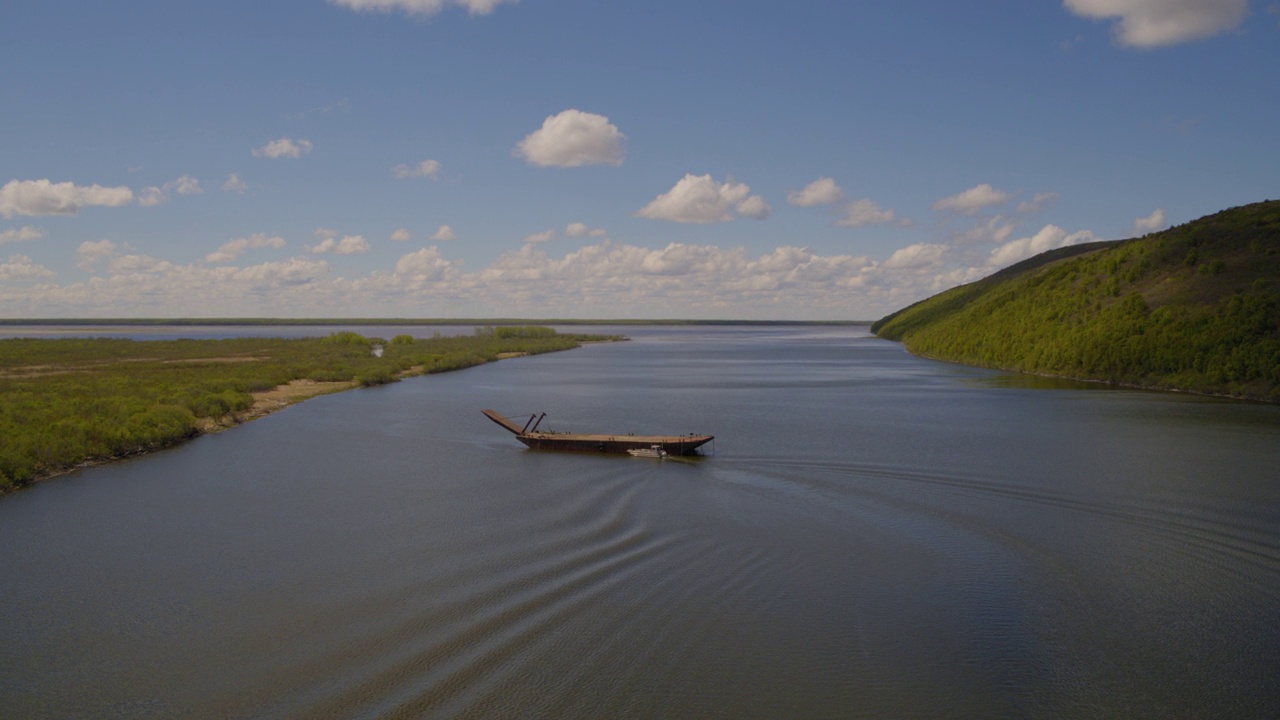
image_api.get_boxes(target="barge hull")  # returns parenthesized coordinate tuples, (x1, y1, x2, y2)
(482, 409, 713, 456)
(516, 434, 713, 455)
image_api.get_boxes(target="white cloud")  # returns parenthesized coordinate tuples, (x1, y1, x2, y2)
(223, 173, 247, 194)
(1063, 0, 1248, 48)
(430, 224, 457, 241)
(5, 235, 1005, 320)
(390, 228, 412, 242)
(0, 179, 133, 218)
(932, 183, 1012, 214)
(395, 247, 455, 280)
(1133, 208, 1167, 233)
(392, 159, 441, 179)
(0, 255, 54, 281)
(252, 138, 313, 159)
(205, 233, 286, 264)
(138, 186, 168, 207)
(330, 0, 517, 17)
(836, 198, 898, 228)
(883, 243, 948, 270)
(0, 226, 44, 245)
(514, 109, 626, 167)
(735, 195, 772, 220)
(635, 174, 763, 224)
(135, 176, 204, 207)
(309, 229, 370, 255)
(233, 257, 331, 289)
(173, 175, 202, 195)
(523, 229, 554, 244)
(565, 222, 607, 238)
(989, 225, 1100, 267)
(787, 177, 843, 207)
(76, 240, 119, 271)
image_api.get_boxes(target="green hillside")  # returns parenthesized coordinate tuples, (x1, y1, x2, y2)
(873, 200, 1280, 401)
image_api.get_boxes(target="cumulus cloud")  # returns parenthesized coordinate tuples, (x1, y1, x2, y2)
(390, 228, 412, 242)
(883, 243, 948, 270)
(205, 233, 286, 264)
(523, 229, 554, 244)
(566, 222, 607, 238)
(465, 241, 884, 317)
(76, 240, 119, 271)
(5, 233, 1006, 319)
(138, 187, 168, 207)
(1133, 208, 1167, 234)
(735, 195, 772, 220)
(787, 177, 843, 207)
(635, 174, 767, 224)
(392, 159, 441, 179)
(836, 198, 899, 228)
(514, 109, 626, 167)
(223, 173, 247, 194)
(430, 224, 457, 241)
(330, 0, 517, 17)
(0, 255, 54, 281)
(932, 183, 1012, 214)
(253, 138, 313, 159)
(309, 229, 369, 255)
(395, 247, 455, 280)
(0, 179, 133, 218)
(135, 176, 203, 208)
(989, 225, 1100, 267)
(1063, 0, 1248, 48)
(173, 175, 202, 195)
(0, 226, 44, 245)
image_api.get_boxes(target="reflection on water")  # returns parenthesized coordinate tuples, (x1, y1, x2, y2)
(1, 325, 1278, 719)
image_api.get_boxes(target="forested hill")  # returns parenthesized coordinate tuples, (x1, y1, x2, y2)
(872, 200, 1280, 401)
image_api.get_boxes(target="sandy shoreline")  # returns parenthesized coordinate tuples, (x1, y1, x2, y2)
(195, 378, 358, 432)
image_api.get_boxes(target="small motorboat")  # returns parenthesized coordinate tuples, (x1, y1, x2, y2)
(627, 445, 668, 459)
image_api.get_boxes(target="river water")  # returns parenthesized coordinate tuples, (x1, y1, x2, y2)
(2, 325, 1278, 719)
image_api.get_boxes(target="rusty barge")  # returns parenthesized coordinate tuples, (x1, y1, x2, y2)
(482, 409, 714, 456)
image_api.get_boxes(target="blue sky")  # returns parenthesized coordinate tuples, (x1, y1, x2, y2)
(2, 0, 1276, 320)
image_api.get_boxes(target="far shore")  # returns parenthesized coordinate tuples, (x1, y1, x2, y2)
(0, 318, 872, 327)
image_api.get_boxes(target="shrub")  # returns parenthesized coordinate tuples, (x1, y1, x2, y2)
(356, 368, 397, 387)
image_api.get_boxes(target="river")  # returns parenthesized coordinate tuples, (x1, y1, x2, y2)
(1, 325, 1277, 718)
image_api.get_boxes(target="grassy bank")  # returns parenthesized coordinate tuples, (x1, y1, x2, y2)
(0, 327, 618, 492)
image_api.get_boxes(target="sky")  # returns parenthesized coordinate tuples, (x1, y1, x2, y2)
(1, 0, 1277, 320)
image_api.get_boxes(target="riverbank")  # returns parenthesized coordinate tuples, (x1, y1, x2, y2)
(873, 200, 1280, 402)
(0, 328, 619, 493)
(194, 378, 358, 433)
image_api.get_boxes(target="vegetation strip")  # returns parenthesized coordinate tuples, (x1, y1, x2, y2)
(873, 200, 1280, 402)
(0, 327, 620, 492)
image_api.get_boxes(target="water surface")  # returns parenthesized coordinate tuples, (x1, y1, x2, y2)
(2, 326, 1277, 718)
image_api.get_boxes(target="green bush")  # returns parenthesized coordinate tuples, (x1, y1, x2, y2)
(356, 368, 397, 387)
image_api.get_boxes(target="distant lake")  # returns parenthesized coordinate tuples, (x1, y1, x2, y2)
(2, 325, 1278, 718)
